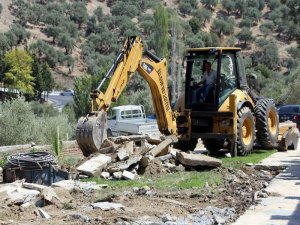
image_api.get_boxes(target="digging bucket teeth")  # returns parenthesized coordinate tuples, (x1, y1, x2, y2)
(76, 112, 108, 157)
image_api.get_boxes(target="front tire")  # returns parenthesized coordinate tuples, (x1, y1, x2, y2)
(254, 99, 279, 149)
(237, 107, 255, 156)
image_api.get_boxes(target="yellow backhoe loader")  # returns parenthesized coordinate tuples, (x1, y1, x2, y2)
(76, 36, 280, 157)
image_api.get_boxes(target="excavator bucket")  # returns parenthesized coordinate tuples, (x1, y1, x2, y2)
(76, 112, 108, 157)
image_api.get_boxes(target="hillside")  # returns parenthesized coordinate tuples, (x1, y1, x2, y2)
(0, 0, 299, 104)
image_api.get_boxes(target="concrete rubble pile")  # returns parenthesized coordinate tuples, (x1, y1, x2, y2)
(76, 134, 222, 180)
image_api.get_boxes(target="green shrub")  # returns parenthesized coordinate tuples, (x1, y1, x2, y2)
(0, 97, 74, 146)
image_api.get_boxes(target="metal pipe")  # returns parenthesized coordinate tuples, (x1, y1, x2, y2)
(96, 52, 123, 91)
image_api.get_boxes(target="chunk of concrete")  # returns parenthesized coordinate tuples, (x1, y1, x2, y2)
(41, 187, 61, 205)
(22, 182, 46, 192)
(113, 172, 123, 180)
(52, 187, 73, 204)
(38, 207, 51, 219)
(52, 180, 107, 192)
(177, 152, 222, 167)
(107, 155, 141, 172)
(122, 170, 135, 180)
(139, 155, 154, 167)
(77, 154, 111, 177)
(2, 186, 40, 205)
(91, 202, 125, 211)
(101, 172, 110, 179)
(117, 141, 134, 161)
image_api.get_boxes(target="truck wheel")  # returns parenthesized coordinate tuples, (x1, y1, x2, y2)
(237, 107, 255, 156)
(174, 138, 198, 152)
(202, 139, 224, 156)
(254, 98, 279, 149)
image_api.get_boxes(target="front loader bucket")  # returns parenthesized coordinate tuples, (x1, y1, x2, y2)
(76, 112, 108, 157)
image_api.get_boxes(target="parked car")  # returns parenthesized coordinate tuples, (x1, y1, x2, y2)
(60, 89, 74, 96)
(278, 105, 300, 128)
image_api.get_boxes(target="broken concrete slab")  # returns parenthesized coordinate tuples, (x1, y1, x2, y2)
(117, 141, 134, 161)
(122, 170, 135, 180)
(0, 182, 40, 205)
(146, 134, 165, 145)
(107, 155, 142, 172)
(51, 180, 107, 192)
(77, 154, 111, 177)
(91, 202, 125, 211)
(52, 187, 73, 204)
(156, 153, 173, 162)
(149, 135, 178, 157)
(101, 172, 110, 179)
(177, 152, 222, 167)
(22, 182, 46, 192)
(41, 187, 61, 205)
(113, 171, 123, 180)
(139, 155, 154, 167)
(109, 135, 148, 144)
(38, 207, 51, 219)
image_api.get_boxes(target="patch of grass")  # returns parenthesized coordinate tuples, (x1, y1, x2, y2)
(85, 170, 222, 191)
(0, 153, 9, 167)
(62, 156, 82, 167)
(222, 149, 277, 169)
(154, 171, 222, 190)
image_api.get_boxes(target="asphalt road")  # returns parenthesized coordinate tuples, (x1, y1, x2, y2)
(232, 140, 300, 225)
(47, 91, 73, 111)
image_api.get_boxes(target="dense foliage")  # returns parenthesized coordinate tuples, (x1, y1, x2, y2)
(0, 0, 300, 145)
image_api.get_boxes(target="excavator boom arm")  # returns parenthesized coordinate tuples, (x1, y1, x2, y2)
(76, 36, 177, 156)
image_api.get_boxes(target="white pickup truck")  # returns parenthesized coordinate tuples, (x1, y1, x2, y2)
(107, 105, 159, 136)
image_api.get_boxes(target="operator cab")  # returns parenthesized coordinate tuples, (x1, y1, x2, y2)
(185, 47, 245, 111)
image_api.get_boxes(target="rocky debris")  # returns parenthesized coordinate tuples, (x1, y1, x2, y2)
(73, 134, 223, 181)
(69, 213, 91, 222)
(51, 180, 107, 192)
(133, 186, 151, 195)
(91, 202, 125, 211)
(77, 154, 111, 176)
(177, 152, 222, 167)
(188, 206, 237, 225)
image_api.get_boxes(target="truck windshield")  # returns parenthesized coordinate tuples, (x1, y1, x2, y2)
(121, 109, 143, 119)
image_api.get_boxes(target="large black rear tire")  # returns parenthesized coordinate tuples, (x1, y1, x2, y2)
(254, 99, 279, 149)
(202, 139, 224, 156)
(237, 107, 255, 156)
